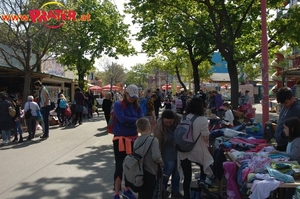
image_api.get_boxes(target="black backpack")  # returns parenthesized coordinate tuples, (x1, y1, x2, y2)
(263, 120, 277, 142)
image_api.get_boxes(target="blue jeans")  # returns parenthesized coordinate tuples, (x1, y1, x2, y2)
(14, 117, 23, 135)
(163, 160, 180, 193)
(41, 105, 50, 136)
(1, 129, 11, 142)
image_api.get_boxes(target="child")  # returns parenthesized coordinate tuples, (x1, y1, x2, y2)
(272, 117, 300, 163)
(271, 117, 300, 199)
(135, 118, 162, 199)
(164, 98, 172, 110)
(223, 102, 234, 125)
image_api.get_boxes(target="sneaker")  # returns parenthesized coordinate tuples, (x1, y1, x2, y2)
(122, 189, 136, 199)
(1, 140, 7, 145)
(113, 194, 120, 199)
(40, 135, 49, 139)
(171, 191, 184, 198)
(6, 140, 11, 144)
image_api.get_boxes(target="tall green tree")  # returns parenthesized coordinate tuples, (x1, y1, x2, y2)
(0, 0, 63, 105)
(126, 0, 300, 108)
(56, 0, 135, 89)
(126, 1, 216, 94)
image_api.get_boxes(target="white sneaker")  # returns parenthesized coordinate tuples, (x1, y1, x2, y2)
(1, 140, 7, 145)
(6, 140, 11, 144)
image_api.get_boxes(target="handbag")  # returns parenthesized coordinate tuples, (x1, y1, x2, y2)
(36, 110, 42, 121)
(65, 107, 71, 117)
(8, 106, 16, 117)
(25, 103, 32, 119)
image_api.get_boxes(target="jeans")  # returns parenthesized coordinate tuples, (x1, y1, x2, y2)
(1, 130, 11, 142)
(163, 160, 180, 193)
(14, 117, 23, 135)
(41, 105, 50, 136)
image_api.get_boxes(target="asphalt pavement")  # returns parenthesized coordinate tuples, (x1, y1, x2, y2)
(0, 113, 114, 199)
(0, 104, 279, 199)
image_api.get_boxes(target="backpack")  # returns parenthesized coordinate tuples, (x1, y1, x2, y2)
(59, 99, 67, 108)
(174, 115, 200, 152)
(123, 136, 154, 192)
(8, 106, 16, 117)
(107, 100, 126, 134)
(263, 120, 276, 142)
(139, 97, 150, 116)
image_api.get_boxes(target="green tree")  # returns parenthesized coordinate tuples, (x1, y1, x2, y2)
(125, 63, 148, 89)
(0, 0, 63, 105)
(126, 0, 300, 108)
(55, 0, 135, 89)
(126, 1, 216, 94)
(241, 63, 260, 82)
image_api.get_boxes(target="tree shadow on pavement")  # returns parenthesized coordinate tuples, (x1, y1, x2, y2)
(11, 145, 115, 199)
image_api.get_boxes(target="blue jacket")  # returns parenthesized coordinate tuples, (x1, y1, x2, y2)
(113, 100, 144, 136)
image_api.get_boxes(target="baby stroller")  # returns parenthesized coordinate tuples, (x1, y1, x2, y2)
(64, 105, 73, 126)
(233, 102, 256, 125)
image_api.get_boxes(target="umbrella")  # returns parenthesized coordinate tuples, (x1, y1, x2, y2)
(161, 84, 182, 90)
(161, 84, 172, 90)
(102, 84, 118, 91)
(89, 85, 102, 91)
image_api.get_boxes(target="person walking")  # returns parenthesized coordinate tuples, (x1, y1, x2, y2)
(24, 95, 40, 140)
(73, 87, 87, 125)
(0, 93, 14, 144)
(177, 98, 215, 199)
(10, 95, 23, 143)
(102, 92, 113, 126)
(275, 87, 300, 151)
(34, 80, 51, 139)
(153, 109, 184, 198)
(112, 84, 143, 199)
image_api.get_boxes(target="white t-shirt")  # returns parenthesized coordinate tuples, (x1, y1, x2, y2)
(224, 109, 234, 124)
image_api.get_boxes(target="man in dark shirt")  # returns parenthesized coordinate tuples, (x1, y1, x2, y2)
(275, 87, 300, 151)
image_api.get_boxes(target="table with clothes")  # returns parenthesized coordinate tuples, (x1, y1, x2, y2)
(209, 124, 300, 199)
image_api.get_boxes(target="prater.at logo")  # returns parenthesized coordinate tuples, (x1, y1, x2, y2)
(30, 2, 90, 28)
(1, 2, 90, 29)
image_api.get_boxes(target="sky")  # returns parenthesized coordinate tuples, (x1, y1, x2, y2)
(94, 0, 149, 71)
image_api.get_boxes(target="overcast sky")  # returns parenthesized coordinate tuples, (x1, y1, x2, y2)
(95, 0, 149, 71)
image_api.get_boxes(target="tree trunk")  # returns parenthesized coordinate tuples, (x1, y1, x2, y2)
(175, 64, 186, 91)
(78, 72, 85, 90)
(227, 61, 239, 110)
(186, 45, 200, 94)
(22, 71, 32, 107)
(191, 61, 200, 94)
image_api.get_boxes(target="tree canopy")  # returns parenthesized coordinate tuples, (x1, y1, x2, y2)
(55, 0, 135, 89)
(0, 0, 64, 105)
(126, 0, 300, 108)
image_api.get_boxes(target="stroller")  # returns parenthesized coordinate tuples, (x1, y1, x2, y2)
(233, 102, 256, 125)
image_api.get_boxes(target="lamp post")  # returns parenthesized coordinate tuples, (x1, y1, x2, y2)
(261, 0, 269, 126)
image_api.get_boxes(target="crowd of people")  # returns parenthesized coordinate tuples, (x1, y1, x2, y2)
(111, 84, 216, 199)
(2, 81, 300, 199)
